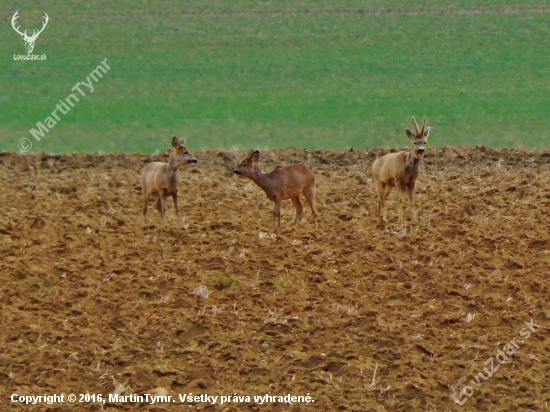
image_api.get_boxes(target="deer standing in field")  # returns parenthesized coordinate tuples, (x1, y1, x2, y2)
(233, 150, 318, 229)
(372, 117, 430, 231)
(142, 137, 197, 224)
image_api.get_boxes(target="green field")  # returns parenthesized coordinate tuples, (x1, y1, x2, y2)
(1, 1, 549, 153)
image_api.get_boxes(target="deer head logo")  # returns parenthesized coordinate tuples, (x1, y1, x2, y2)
(11, 11, 49, 54)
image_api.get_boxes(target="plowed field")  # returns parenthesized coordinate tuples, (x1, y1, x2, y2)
(1, 147, 549, 411)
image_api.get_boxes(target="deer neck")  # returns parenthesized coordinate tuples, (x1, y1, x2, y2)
(249, 168, 274, 194)
(167, 153, 181, 174)
(407, 151, 422, 169)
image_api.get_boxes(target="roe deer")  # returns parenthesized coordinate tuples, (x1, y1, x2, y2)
(233, 150, 318, 228)
(372, 117, 430, 230)
(142, 136, 197, 224)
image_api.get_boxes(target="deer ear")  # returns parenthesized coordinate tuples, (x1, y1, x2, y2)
(179, 136, 187, 146)
(423, 127, 431, 138)
(250, 150, 260, 162)
(171, 136, 180, 148)
(405, 129, 415, 139)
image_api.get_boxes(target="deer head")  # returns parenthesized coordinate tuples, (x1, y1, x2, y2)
(12, 11, 49, 54)
(171, 137, 197, 166)
(233, 150, 260, 177)
(405, 117, 430, 159)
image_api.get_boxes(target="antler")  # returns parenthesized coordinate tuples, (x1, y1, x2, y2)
(411, 117, 420, 134)
(12, 11, 49, 40)
(28, 13, 49, 40)
(420, 118, 427, 135)
(11, 11, 26, 37)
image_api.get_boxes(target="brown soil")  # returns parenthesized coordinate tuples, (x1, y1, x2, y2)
(0, 146, 549, 412)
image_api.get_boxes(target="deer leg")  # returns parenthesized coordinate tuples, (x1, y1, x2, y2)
(172, 190, 180, 225)
(273, 198, 282, 228)
(158, 190, 167, 224)
(290, 197, 304, 226)
(375, 182, 384, 222)
(381, 184, 393, 225)
(396, 184, 405, 232)
(303, 185, 318, 228)
(143, 194, 150, 223)
(407, 184, 416, 222)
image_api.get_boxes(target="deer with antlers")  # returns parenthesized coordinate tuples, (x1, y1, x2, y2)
(234, 150, 318, 229)
(372, 117, 431, 231)
(11, 11, 49, 54)
(142, 137, 197, 225)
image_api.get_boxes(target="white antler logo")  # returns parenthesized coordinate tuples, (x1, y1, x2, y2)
(11, 11, 49, 54)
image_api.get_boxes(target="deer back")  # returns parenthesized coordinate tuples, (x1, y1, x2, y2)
(265, 163, 314, 199)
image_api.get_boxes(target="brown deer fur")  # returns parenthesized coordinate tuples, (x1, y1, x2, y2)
(372, 118, 430, 230)
(141, 137, 197, 224)
(234, 150, 318, 228)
